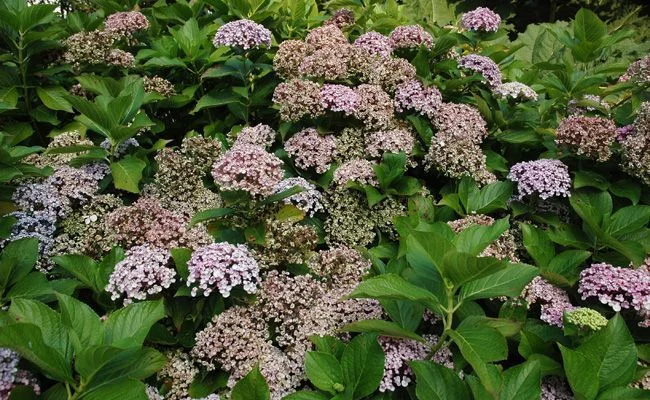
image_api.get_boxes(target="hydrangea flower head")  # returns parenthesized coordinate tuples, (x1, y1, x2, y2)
(461, 7, 501, 32)
(508, 159, 571, 200)
(389, 25, 433, 49)
(459, 54, 502, 87)
(213, 19, 272, 50)
(578, 263, 650, 314)
(494, 82, 538, 101)
(354, 31, 393, 58)
(211, 144, 284, 196)
(104, 11, 149, 37)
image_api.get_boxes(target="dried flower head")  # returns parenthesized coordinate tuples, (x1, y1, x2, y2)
(234, 124, 277, 148)
(106, 49, 135, 68)
(508, 159, 572, 200)
(541, 376, 574, 400)
(431, 102, 488, 144)
(299, 45, 353, 81)
(255, 218, 318, 267)
(273, 79, 324, 121)
(493, 82, 538, 101)
(353, 84, 395, 130)
(394, 80, 442, 119)
(213, 19, 272, 49)
(354, 31, 393, 58)
(320, 84, 360, 114)
(143, 76, 175, 97)
(425, 135, 496, 185)
(389, 25, 433, 49)
(273, 40, 310, 79)
(258, 270, 326, 323)
(285, 128, 337, 174)
(157, 350, 198, 400)
(305, 25, 348, 50)
(368, 57, 417, 92)
(461, 7, 501, 32)
(335, 127, 367, 162)
(187, 242, 260, 297)
(106, 245, 175, 305)
(555, 115, 617, 161)
(333, 159, 378, 187)
(324, 9, 355, 28)
(308, 246, 371, 288)
(62, 30, 117, 67)
(104, 11, 149, 37)
(211, 144, 284, 196)
(366, 128, 415, 158)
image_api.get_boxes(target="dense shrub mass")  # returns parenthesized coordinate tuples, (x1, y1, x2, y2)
(0, 0, 649, 399)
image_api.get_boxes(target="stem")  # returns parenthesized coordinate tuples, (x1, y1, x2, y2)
(17, 31, 44, 144)
(428, 286, 456, 357)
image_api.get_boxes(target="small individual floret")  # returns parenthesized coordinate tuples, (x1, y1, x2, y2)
(461, 7, 501, 32)
(106, 49, 135, 68)
(459, 54, 502, 87)
(366, 128, 415, 158)
(431, 102, 488, 143)
(353, 84, 395, 130)
(284, 128, 337, 174)
(187, 243, 260, 297)
(273, 79, 324, 121)
(564, 307, 608, 331)
(104, 11, 150, 37)
(333, 159, 378, 187)
(308, 246, 371, 288)
(234, 124, 277, 148)
(389, 25, 433, 49)
(523, 276, 575, 327)
(619, 54, 650, 84)
(320, 84, 359, 114)
(305, 25, 348, 50)
(368, 57, 417, 92)
(324, 9, 355, 28)
(62, 30, 117, 67)
(493, 82, 538, 101)
(508, 159, 572, 200)
(354, 31, 393, 58)
(393, 80, 442, 119)
(143, 76, 175, 97)
(106, 245, 176, 305)
(578, 263, 649, 317)
(273, 40, 310, 79)
(213, 19, 272, 50)
(211, 144, 284, 196)
(273, 177, 324, 216)
(555, 115, 617, 161)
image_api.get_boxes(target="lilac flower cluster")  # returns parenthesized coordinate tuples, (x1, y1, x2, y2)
(459, 54, 503, 87)
(394, 80, 442, 118)
(272, 79, 324, 121)
(186, 243, 260, 297)
(354, 32, 393, 58)
(0, 348, 40, 399)
(389, 25, 434, 49)
(366, 128, 415, 158)
(104, 11, 150, 37)
(3, 211, 56, 262)
(320, 84, 360, 114)
(106, 245, 176, 305)
(578, 263, 650, 318)
(213, 19, 272, 50)
(284, 128, 337, 173)
(619, 54, 650, 84)
(493, 82, 538, 101)
(305, 25, 348, 50)
(616, 124, 636, 141)
(308, 246, 371, 288)
(541, 377, 574, 400)
(461, 7, 501, 32)
(508, 159, 572, 200)
(274, 177, 324, 216)
(333, 159, 378, 187)
(523, 276, 575, 327)
(211, 144, 284, 196)
(621, 102, 650, 185)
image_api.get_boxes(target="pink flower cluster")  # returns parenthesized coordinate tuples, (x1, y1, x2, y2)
(389, 25, 433, 49)
(211, 144, 284, 196)
(578, 263, 650, 316)
(274, 177, 324, 216)
(106, 245, 176, 305)
(234, 124, 277, 148)
(508, 159, 572, 200)
(461, 7, 501, 32)
(186, 243, 260, 297)
(459, 54, 503, 87)
(556, 115, 617, 161)
(523, 277, 575, 327)
(213, 19, 272, 50)
(104, 11, 150, 37)
(320, 84, 360, 114)
(354, 32, 393, 57)
(394, 80, 442, 118)
(333, 159, 378, 187)
(284, 128, 337, 173)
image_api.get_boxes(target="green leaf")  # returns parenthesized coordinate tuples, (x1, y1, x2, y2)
(574, 8, 607, 43)
(305, 352, 345, 394)
(454, 217, 509, 256)
(56, 293, 103, 352)
(470, 181, 513, 214)
(570, 190, 612, 231)
(0, 323, 73, 383)
(544, 250, 591, 286)
(500, 361, 541, 400)
(609, 180, 641, 205)
(573, 170, 609, 191)
(4, 271, 52, 300)
(37, 87, 73, 113)
(52, 254, 102, 293)
(231, 365, 270, 400)
(309, 336, 345, 360)
(110, 157, 146, 193)
(0, 237, 39, 290)
(283, 391, 329, 400)
(441, 251, 506, 289)
(81, 379, 148, 400)
(411, 360, 470, 400)
(380, 299, 424, 331)
(190, 208, 234, 226)
(347, 274, 442, 314)
(192, 90, 241, 113)
(560, 345, 599, 400)
(606, 205, 650, 237)
(103, 299, 166, 348)
(461, 263, 538, 300)
(341, 320, 427, 343)
(340, 334, 384, 400)
(170, 248, 192, 280)
(520, 223, 555, 268)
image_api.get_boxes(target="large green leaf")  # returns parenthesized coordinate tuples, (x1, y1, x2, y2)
(461, 263, 538, 300)
(560, 345, 599, 400)
(454, 218, 509, 256)
(341, 319, 426, 343)
(231, 365, 270, 400)
(57, 294, 103, 352)
(52, 254, 102, 293)
(110, 157, 146, 193)
(305, 352, 345, 395)
(441, 251, 506, 289)
(103, 299, 166, 348)
(0, 237, 39, 291)
(520, 223, 555, 268)
(411, 360, 470, 400)
(573, 8, 607, 43)
(347, 274, 442, 314)
(340, 334, 384, 400)
(500, 361, 541, 400)
(81, 379, 148, 400)
(37, 87, 73, 113)
(606, 205, 650, 237)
